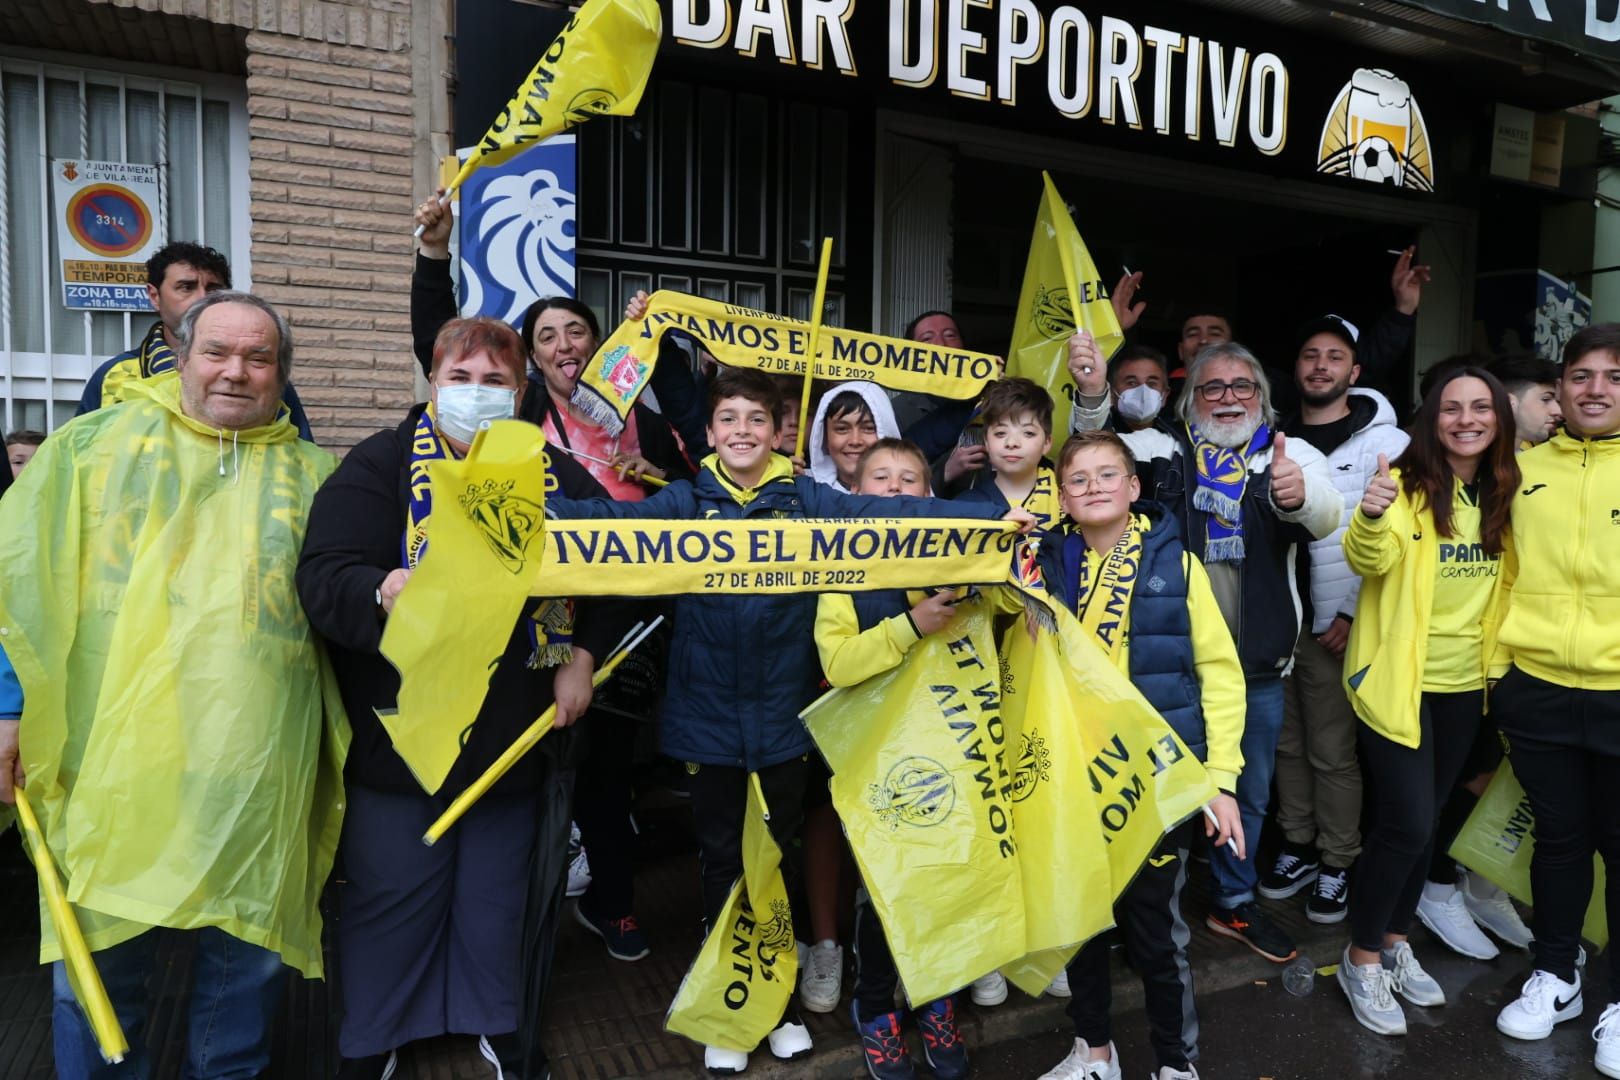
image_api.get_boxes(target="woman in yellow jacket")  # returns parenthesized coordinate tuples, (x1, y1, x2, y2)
(1492, 325, 1620, 1079)
(1333, 366, 1519, 1038)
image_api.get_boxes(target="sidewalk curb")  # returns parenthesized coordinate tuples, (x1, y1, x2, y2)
(644, 920, 1344, 1079)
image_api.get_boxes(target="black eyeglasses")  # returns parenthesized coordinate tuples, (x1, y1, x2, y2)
(1195, 379, 1259, 402)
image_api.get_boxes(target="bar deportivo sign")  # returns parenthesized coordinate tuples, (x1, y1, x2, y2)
(672, 0, 1290, 154)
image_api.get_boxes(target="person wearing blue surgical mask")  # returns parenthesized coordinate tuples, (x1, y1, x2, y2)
(296, 316, 636, 1080)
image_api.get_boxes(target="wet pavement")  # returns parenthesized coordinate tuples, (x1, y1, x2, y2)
(971, 944, 1603, 1079)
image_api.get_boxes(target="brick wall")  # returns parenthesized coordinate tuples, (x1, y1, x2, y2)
(89, 0, 435, 448)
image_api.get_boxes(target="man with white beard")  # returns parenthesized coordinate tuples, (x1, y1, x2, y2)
(1067, 337, 1344, 966)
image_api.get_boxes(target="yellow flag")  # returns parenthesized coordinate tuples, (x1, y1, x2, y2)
(378, 420, 549, 794)
(1451, 762, 1607, 947)
(448, 0, 661, 192)
(667, 778, 798, 1053)
(1007, 172, 1124, 415)
(998, 621, 1114, 996)
(801, 605, 1027, 1007)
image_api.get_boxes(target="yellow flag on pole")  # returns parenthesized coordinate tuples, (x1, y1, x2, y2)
(378, 420, 549, 794)
(801, 605, 1028, 1007)
(1007, 172, 1124, 415)
(446, 0, 661, 193)
(667, 776, 798, 1053)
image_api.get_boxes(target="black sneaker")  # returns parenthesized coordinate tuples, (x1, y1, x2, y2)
(1206, 901, 1298, 963)
(574, 903, 651, 961)
(1306, 863, 1351, 924)
(1257, 842, 1319, 900)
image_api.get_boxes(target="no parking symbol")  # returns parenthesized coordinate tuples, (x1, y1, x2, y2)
(52, 159, 165, 310)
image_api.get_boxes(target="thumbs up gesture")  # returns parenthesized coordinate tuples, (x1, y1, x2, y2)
(1269, 432, 1305, 510)
(1361, 453, 1398, 518)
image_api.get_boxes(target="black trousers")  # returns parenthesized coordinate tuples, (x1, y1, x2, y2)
(852, 886, 902, 1021)
(573, 709, 639, 919)
(1066, 825, 1198, 1072)
(1348, 691, 1481, 953)
(1427, 716, 1505, 886)
(1496, 666, 1620, 996)
(685, 756, 809, 929)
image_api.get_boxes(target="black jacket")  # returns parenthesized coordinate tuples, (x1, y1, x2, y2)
(410, 254, 691, 480)
(295, 404, 635, 797)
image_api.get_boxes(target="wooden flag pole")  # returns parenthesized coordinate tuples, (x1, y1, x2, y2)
(793, 238, 835, 463)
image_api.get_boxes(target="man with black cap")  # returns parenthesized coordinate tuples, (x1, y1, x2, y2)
(1264, 315, 1409, 924)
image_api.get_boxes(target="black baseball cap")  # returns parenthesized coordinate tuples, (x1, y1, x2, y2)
(1296, 314, 1359, 355)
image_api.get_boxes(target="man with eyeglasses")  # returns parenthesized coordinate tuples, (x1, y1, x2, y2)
(1068, 334, 1344, 966)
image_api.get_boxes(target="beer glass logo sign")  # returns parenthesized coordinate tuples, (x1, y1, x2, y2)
(1317, 69, 1435, 193)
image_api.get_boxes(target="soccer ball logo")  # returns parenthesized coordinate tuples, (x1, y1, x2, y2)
(1350, 137, 1403, 186)
(1316, 68, 1435, 193)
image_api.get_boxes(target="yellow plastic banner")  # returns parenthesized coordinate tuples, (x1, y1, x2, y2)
(998, 620, 1114, 996)
(1007, 172, 1124, 415)
(1451, 761, 1607, 947)
(448, 0, 660, 192)
(667, 778, 798, 1053)
(802, 605, 1029, 1006)
(572, 292, 1003, 436)
(378, 421, 549, 794)
(535, 517, 1021, 597)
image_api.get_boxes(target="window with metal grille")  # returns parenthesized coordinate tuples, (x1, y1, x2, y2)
(575, 79, 849, 337)
(0, 53, 249, 433)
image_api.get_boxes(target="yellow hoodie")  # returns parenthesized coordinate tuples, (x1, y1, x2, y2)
(1341, 471, 1507, 748)
(1493, 431, 1620, 689)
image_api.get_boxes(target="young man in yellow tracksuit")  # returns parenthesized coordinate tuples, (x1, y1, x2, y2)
(1490, 325, 1620, 1078)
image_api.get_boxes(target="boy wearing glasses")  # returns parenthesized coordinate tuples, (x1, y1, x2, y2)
(1066, 338, 1343, 967)
(1032, 430, 1245, 1080)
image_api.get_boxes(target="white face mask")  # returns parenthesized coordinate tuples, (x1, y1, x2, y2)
(435, 383, 516, 444)
(1116, 384, 1165, 424)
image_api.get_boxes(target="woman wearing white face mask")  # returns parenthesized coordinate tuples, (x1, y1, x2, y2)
(296, 318, 635, 1080)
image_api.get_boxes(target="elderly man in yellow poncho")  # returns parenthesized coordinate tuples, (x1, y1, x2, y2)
(0, 290, 348, 1080)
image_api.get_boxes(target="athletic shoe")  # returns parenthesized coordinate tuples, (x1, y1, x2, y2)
(1045, 968, 1072, 998)
(1382, 941, 1445, 1007)
(915, 996, 969, 1080)
(1594, 1002, 1620, 1079)
(1415, 884, 1498, 960)
(852, 1004, 914, 1080)
(1306, 864, 1350, 925)
(766, 1017, 813, 1061)
(970, 970, 1007, 1007)
(573, 904, 651, 962)
(565, 848, 591, 898)
(800, 941, 843, 1014)
(1497, 970, 1584, 1040)
(1205, 901, 1297, 963)
(704, 1045, 748, 1074)
(1258, 842, 1320, 900)
(1154, 1067, 1199, 1080)
(1036, 1038, 1122, 1080)
(1460, 871, 1534, 949)
(1336, 945, 1406, 1036)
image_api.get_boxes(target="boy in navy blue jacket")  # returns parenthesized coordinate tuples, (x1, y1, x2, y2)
(545, 369, 1029, 1073)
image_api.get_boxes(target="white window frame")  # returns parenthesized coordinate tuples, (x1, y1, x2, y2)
(0, 45, 251, 432)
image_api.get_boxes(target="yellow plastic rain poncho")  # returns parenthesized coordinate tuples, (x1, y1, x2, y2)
(0, 378, 349, 977)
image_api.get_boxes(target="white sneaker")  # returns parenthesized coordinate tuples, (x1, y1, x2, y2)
(476, 1036, 506, 1079)
(1460, 872, 1534, 949)
(1154, 1067, 1199, 1080)
(565, 848, 591, 898)
(1415, 884, 1499, 960)
(765, 1018, 813, 1060)
(1382, 941, 1444, 1007)
(798, 941, 843, 1014)
(1595, 1002, 1620, 1078)
(1337, 946, 1406, 1036)
(1045, 968, 1072, 998)
(1036, 1038, 1121, 1079)
(703, 1044, 748, 1073)
(1497, 969, 1583, 1040)
(970, 970, 1008, 1007)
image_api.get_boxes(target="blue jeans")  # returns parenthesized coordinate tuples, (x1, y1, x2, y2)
(1210, 674, 1285, 908)
(53, 927, 287, 1079)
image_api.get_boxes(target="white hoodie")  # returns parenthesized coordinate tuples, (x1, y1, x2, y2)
(808, 380, 902, 493)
